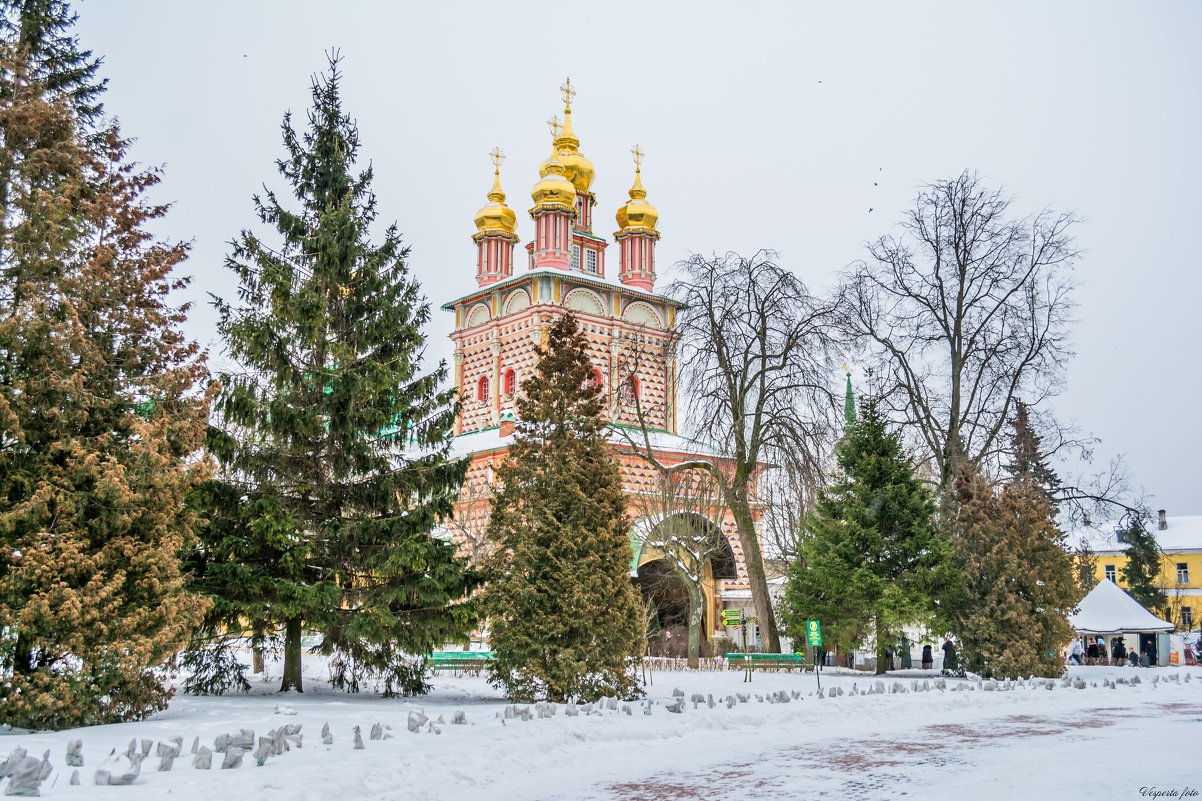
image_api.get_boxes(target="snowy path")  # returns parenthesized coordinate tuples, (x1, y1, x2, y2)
(2, 666, 1196, 800)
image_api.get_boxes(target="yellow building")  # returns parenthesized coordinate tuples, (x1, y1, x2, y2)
(1086, 511, 1201, 633)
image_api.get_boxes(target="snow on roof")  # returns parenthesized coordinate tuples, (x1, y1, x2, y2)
(1072, 514, 1202, 554)
(1068, 579, 1174, 634)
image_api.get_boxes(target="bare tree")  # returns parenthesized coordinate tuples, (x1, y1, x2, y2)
(762, 444, 830, 564)
(619, 251, 837, 653)
(841, 171, 1079, 487)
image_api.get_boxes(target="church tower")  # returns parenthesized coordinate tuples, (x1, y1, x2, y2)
(472, 148, 518, 286)
(615, 145, 660, 291)
(442, 79, 765, 653)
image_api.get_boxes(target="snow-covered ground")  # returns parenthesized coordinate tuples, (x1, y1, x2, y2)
(3, 657, 1197, 800)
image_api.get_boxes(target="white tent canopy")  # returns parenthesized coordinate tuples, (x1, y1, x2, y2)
(1068, 580, 1174, 634)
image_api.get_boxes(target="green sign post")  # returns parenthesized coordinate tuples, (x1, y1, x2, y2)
(806, 620, 823, 690)
(806, 619, 823, 647)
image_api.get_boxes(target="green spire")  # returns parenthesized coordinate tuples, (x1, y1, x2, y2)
(843, 365, 855, 428)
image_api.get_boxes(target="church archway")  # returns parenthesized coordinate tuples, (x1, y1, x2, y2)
(631, 512, 737, 657)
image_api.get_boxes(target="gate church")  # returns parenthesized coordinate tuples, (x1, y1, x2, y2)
(442, 81, 765, 650)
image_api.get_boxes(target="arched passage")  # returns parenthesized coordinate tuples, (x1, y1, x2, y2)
(630, 512, 737, 657)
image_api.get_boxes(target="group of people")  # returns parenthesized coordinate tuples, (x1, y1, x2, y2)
(1068, 634, 1149, 667)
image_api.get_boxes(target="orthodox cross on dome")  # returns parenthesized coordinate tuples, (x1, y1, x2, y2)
(630, 144, 645, 171)
(560, 77, 575, 109)
(489, 146, 505, 174)
(546, 115, 561, 139)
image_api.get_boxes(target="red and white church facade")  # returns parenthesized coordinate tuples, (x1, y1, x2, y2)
(442, 82, 766, 650)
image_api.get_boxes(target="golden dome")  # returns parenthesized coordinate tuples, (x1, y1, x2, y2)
(553, 106, 595, 194)
(536, 78, 594, 195)
(531, 145, 577, 213)
(615, 154, 659, 233)
(473, 152, 517, 237)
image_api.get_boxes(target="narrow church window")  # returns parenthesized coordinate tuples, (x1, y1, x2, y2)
(571, 245, 580, 271)
(477, 375, 489, 403)
(504, 369, 517, 396)
(585, 249, 597, 273)
(621, 374, 640, 405)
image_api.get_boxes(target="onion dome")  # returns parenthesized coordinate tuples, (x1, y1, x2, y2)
(615, 147, 659, 233)
(473, 149, 517, 237)
(530, 145, 577, 213)
(553, 104, 595, 194)
(536, 78, 594, 195)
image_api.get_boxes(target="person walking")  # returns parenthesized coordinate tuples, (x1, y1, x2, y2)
(921, 644, 933, 670)
(1069, 635, 1084, 666)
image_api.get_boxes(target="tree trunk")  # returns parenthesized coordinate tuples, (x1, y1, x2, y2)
(13, 634, 32, 675)
(686, 582, 703, 669)
(251, 623, 265, 674)
(875, 619, 889, 676)
(280, 617, 303, 693)
(730, 494, 780, 653)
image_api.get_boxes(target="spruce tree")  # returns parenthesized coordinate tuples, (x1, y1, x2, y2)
(482, 313, 644, 702)
(194, 55, 476, 696)
(0, 0, 104, 125)
(781, 398, 952, 675)
(946, 465, 1080, 679)
(1003, 401, 1061, 506)
(1119, 512, 1165, 614)
(1073, 537, 1098, 595)
(0, 27, 210, 727)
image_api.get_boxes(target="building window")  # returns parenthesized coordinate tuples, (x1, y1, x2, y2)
(1177, 562, 1190, 584)
(1182, 606, 1193, 629)
(585, 249, 598, 273)
(620, 374, 640, 406)
(504, 369, 517, 396)
(1104, 564, 1116, 583)
(477, 375, 489, 403)
(571, 245, 580, 270)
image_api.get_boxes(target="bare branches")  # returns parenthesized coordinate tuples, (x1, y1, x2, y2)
(615, 251, 839, 653)
(840, 172, 1080, 485)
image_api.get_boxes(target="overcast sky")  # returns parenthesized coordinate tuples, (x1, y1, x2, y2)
(75, 1, 1200, 516)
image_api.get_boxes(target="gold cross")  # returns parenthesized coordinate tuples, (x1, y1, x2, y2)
(546, 115, 561, 139)
(560, 77, 575, 108)
(489, 146, 505, 173)
(631, 144, 645, 169)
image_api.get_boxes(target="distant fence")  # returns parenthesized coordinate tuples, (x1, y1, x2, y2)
(640, 656, 727, 671)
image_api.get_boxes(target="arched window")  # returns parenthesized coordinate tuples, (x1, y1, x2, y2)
(504, 369, 517, 396)
(590, 367, 604, 390)
(621, 374, 640, 406)
(477, 375, 489, 403)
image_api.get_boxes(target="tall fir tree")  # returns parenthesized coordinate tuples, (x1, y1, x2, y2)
(0, 6, 210, 728)
(0, 0, 104, 124)
(193, 55, 477, 696)
(1003, 401, 1061, 505)
(945, 463, 1080, 679)
(781, 397, 952, 675)
(1119, 512, 1165, 614)
(482, 313, 644, 702)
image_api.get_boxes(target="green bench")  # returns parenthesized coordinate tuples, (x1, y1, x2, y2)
(426, 651, 494, 675)
(724, 652, 806, 671)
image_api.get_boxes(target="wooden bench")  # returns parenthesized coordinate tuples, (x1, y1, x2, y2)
(426, 652, 494, 675)
(724, 653, 806, 672)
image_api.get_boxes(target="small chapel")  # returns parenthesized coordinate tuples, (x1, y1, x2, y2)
(442, 81, 768, 652)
